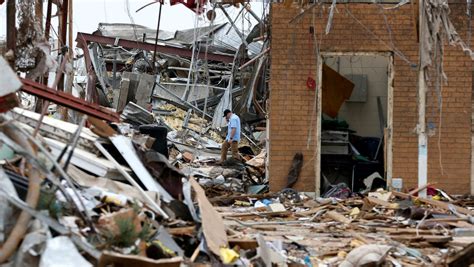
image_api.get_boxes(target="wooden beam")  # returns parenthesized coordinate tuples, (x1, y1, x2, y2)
(366, 196, 399, 209)
(326, 210, 351, 224)
(448, 243, 474, 267)
(6, 0, 16, 54)
(35, 0, 43, 32)
(392, 191, 473, 216)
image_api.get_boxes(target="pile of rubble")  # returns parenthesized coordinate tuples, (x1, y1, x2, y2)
(0, 106, 472, 266)
(1, 34, 473, 265)
(0, 105, 268, 266)
(0, 81, 473, 265)
(0, 41, 270, 265)
(217, 189, 474, 266)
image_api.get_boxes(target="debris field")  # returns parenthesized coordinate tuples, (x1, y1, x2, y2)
(0, 0, 473, 266)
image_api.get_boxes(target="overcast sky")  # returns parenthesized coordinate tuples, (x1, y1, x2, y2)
(0, 0, 267, 40)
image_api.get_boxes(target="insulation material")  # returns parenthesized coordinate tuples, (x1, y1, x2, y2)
(15, 0, 44, 72)
(420, 0, 474, 71)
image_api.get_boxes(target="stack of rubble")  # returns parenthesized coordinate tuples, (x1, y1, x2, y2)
(0, 80, 472, 267)
(0, 53, 270, 265)
(0, 107, 268, 266)
(216, 189, 474, 266)
(0, 86, 472, 265)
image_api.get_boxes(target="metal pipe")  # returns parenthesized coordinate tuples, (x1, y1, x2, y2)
(59, 0, 69, 47)
(238, 47, 270, 71)
(6, 0, 16, 55)
(152, 2, 163, 73)
(218, 4, 248, 46)
(94, 141, 169, 219)
(244, 3, 262, 24)
(35, 0, 43, 32)
(58, 0, 69, 93)
(63, 0, 74, 120)
(45, 0, 52, 40)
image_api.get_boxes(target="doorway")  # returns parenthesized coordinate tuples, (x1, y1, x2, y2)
(316, 52, 394, 196)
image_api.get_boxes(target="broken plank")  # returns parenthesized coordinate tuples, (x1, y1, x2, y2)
(190, 178, 228, 256)
(392, 191, 473, 215)
(209, 193, 277, 205)
(13, 107, 98, 151)
(251, 225, 278, 231)
(325, 210, 351, 224)
(408, 183, 436, 196)
(375, 227, 441, 235)
(135, 73, 155, 108)
(167, 226, 196, 236)
(295, 205, 329, 216)
(117, 77, 130, 112)
(109, 135, 173, 202)
(98, 251, 182, 267)
(222, 210, 291, 219)
(448, 243, 474, 267)
(229, 238, 258, 250)
(390, 235, 452, 244)
(366, 196, 400, 209)
(45, 137, 127, 178)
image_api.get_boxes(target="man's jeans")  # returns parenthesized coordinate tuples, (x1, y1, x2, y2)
(221, 141, 239, 162)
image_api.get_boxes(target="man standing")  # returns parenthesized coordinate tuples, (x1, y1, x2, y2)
(221, 109, 241, 162)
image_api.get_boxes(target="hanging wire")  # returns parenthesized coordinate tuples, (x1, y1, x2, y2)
(187, 4, 205, 103)
(468, 0, 472, 44)
(103, 0, 108, 22)
(306, 9, 318, 150)
(124, 0, 139, 41)
(191, 3, 218, 160)
(376, 1, 395, 48)
(183, 6, 201, 101)
(344, 5, 417, 68)
(202, 13, 215, 121)
(302, 6, 325, 175)
(434, 40, 445, 175)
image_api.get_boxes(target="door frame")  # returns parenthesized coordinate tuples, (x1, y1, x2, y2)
(315, 51, 394, 196)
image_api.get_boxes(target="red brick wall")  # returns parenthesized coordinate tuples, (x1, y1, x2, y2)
(269, 2, 472, 194)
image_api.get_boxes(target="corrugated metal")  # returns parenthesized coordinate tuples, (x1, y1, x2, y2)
(174, 24, 227, 45)
(177, 23, 263, 56)
(97, 23, 175, 41)
(95, 22, 263, 58)
(211, 23, 263, 56)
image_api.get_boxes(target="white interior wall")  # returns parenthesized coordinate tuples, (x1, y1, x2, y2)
(325, 55, 389, 137)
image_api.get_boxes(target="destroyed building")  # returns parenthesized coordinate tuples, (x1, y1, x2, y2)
(0, 0, 473, 266)
(269, 0, 474, 195)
